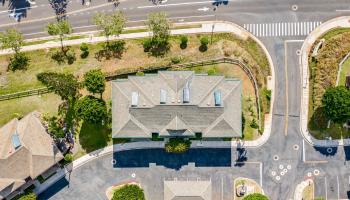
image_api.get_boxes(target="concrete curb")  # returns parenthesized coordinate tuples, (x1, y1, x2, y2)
(300, 16, 350, 147)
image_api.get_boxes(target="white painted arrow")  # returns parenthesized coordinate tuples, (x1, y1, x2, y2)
(197, 7, 210, 12)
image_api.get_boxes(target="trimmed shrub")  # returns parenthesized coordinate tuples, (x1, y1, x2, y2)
(180, 35, 188, 49)
(80, 43, 89, 58)
(112, 184, 145, 200)
(199, 36, 209, 52)
(66, 49, 76, 65)
(170, 56, 182, 64)
(142, 38, 153, 52)
(19, 192, 37, 200)
(207, 67, 217, 76)
(165, 138, 191, 153)
(136, 71, 145, 76)
(8, 53, 30, 71)
(64, 153, 73, 163)
(243, 193, 269, 200)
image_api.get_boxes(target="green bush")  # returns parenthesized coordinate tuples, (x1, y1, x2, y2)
(165, 138, 191, 153)
(250, 118, 259, 129)
(136, 71, 145, 76)
(50, 50, 66, 64)
(80, 43, 89, 58)
(322, 86, 350, 122)
(66, 49, 76, 65)
(143, 38, 153, 52)
(45, 115, 65, 138)
(19, 192, 37, 200)
(64, 153, 73, 163)
(180, 35, 188, 49)
(112, 184, 145, 200)
(199, 36, 209, 52)
(8, 53, 30, 71)
(207, 67, 217, 75)
(170, 56, 182, 64)
(243, 193, 269, 200)
(75, 95, 107, 124)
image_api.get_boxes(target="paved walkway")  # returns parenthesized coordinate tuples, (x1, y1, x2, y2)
(300, 16, 350, 147)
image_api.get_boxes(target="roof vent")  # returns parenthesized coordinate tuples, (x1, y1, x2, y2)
(183, 82, 190, 103)
(11, 132, 21, 150)
(160, 89, 167, 104)
(214, 90, 222, 106)
(131, 92, 139, 107)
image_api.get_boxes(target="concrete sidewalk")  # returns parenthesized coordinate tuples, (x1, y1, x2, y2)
(300, 16, 350, 147)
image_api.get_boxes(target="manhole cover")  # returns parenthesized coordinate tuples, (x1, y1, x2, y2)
(273, 155, 279, 161)
(279, 164, 284, 170)
(271, 171, 276, 176)
(276, 176, 281, 181)
(280, 171, 285, 176)
(287, 165, 292, 170)
(131, 173, 136, 178)
(283, 168, 288, 173)
(111, 159, 117, 165)
(307, 172, 312, 177)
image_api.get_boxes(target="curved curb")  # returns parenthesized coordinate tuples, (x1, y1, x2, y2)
(300, 16, 350, 147)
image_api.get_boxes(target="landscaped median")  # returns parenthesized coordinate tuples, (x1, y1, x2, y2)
(301, 16, 350, 146)
(0, 20, 274, 161)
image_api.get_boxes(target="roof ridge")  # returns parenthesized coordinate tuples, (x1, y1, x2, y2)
(129, 77, 155, 106)
(222, 81, 241, 101)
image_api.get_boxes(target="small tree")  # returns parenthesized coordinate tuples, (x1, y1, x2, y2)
(93, 11, 126, 45)
(19, 192, 37, 200)
(112, 184, 145, 200)
(46, 20, 72, 53)
(199, 36, 209, 52)
(37, 72, 80, 100)
(75, 95, 107, 124)
(83, 69, 105, 97)
(322, 86, 350, 123)
(0, 29, 29, 71)
(80, 43, 89, 58)
(243, 193, 269, 200)
(146, 12, 171, 55)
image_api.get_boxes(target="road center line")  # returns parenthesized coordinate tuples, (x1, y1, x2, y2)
(137, 0, 230, 9)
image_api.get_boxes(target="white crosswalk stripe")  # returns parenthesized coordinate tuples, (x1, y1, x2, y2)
(243, 21, 322, 37)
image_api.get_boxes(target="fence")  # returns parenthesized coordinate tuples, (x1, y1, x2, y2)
(0, 87, 52, 101)
(0, 58, 261, 125)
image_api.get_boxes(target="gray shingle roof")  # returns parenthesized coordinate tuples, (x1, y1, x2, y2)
(0, 111, 63, 199)
(112, 71, 242, 138)
(164, 180, 212, 200)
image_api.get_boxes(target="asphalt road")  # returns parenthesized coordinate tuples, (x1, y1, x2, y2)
(3, 0, 350, 199)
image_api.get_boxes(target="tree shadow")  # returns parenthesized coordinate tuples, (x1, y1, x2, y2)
(95, 41, 126, 61)
(79, 122, 111, 153)
(8, 0, 31, 21)
(48, 0, 68, 21)
(212, 0, 229, 7)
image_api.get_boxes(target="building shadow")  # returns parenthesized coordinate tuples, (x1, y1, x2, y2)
(313, 146, 338, 156)
(37, 177, 70, 200)
(343, 145, 350, 161)
(113, 148, 231, 170)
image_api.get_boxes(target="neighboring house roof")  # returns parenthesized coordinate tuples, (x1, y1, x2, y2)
(0, 111, 64, 199)
(112, 71, 242, 138)
(164, 180, 212, 200)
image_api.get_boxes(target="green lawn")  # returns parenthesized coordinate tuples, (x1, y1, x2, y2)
(0, 93, 61, 126)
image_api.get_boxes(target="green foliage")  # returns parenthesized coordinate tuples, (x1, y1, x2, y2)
(80, 43, 89, 58)
(243, 193, 269, 200)
(170, 56, 182, 64)
(165, 138, 191, 153)
(250, 118, 259, 129)
(64, 153, 73, 162)
(322, 86, 350, 122)
(84, 69, 105, 95)
(142, 38, 153, 52)
(18, 192, 36, 200)
(94, 11, 126, 42)
(180, 35, 188, 49)
(207, 67, 217, 75)
(199, 36, 209, 52)
(96, 40, 126, 60)
(37, 72, 80, 100)
(136, 71, 145, 76)
(46, 20, 72, 52)
(146, 12, 171, 56)
(44, 115, 65, 138)
(66, 49, 76, 65)
(75, 95, 107, 124)
(8, 52, 30, 71)
(0, 29, 24, 54)
(112, 184, 145, 200)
